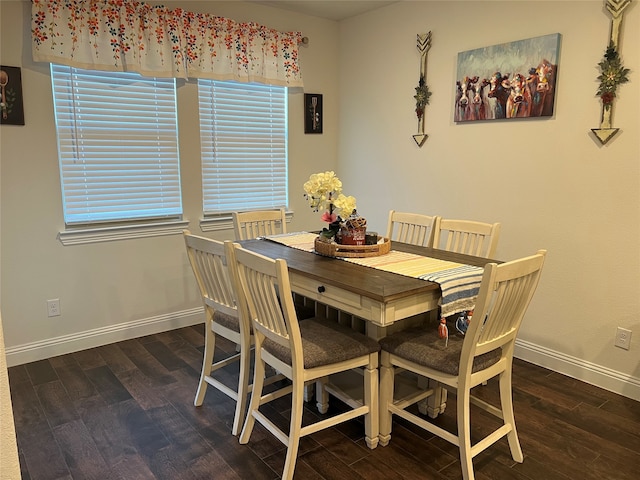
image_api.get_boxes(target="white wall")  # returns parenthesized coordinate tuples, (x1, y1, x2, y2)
(0, 19, 20, 475)
(0, 1, 339, 361)
(0, 2, 20, 471)
(1, 0, 640, 402)
(338, 1, 640, 398)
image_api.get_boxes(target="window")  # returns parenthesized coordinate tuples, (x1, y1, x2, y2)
(51, 65, 182, 227)
(198, 80, 288, 216)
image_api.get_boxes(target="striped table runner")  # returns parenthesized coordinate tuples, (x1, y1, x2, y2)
(263, 232, 317, 251)
(264, 232, 483, 317)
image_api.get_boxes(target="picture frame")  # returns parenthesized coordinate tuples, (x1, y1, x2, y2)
(304, 93, 323, 134)
(0, 65, 25, 126)
(454, 33, 561, 122)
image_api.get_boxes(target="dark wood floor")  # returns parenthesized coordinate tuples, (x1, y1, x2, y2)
(8, 324, 640, 480)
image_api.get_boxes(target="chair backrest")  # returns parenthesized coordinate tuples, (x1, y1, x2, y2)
(232, 209, 287, 240)
(226, 242, 302, 368)
(461, 250, 546, 376)
(386, 210, 439, 247)
(432, 218, 501, 258)
(183, 230, 241, 324)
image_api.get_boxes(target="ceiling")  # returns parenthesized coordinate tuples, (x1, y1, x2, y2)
(254, 1, 398, 21)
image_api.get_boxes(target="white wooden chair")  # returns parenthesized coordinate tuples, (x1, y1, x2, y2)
(232, 208, 287, 240)
(233, 208, 316, 320)
(379, 250, 547, 480)
(386, 210, 440, 247)
(227, 241, 380, 480)
(433, 218, 501, 258)
(183, 230, 253, 436)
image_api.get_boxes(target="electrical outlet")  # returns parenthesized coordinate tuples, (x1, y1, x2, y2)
(614, 327, 631, 350)
(47, 299, 61, 317)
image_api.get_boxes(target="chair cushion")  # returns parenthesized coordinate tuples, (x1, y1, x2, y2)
(263, 317, 380, 369)
(379, 326, 501, 376)
(213, 310, 241, 333)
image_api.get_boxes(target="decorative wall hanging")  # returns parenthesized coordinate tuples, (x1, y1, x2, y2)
(0, 66, 25, 126)
(591, 0, 632, 145)
(304, 94, 323, 134)
(454, 33, 561, 122)
(413, 31, 432, 147)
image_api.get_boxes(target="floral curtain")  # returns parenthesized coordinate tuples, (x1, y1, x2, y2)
(31, 0, 304, 86)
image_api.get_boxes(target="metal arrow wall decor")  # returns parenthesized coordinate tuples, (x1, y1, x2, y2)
(413, 31, 432, 147)
(591, 0, 632, 145)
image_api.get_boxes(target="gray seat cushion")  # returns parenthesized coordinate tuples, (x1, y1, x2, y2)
(263, 317, 380, 369)
(379, 326, 501, 376)
(213, 310, 241, 333)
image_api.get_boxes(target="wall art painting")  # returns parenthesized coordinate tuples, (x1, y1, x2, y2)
(454, 33, 560, 122)
(0, 65, 25, 126)
(304, 93, 323, 134)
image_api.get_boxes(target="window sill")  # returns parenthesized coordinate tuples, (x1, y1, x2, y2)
(58, 220, 191, 245)
(199, 211, 293, 233)
(199, 215, 233, 232)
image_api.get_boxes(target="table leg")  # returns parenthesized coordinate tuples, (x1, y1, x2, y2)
(418, 379, 447, 418)
(315, 377, 329, 414)
(366, 323, 387, 341)
(304, 382, 315, 403)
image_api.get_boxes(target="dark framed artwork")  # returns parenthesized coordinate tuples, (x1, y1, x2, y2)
(0, 65, 25, 126)
(454, 33, 561, 122)
(304, 93, 323, 134)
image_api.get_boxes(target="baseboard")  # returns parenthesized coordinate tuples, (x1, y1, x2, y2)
(5, 307, 204, 367)
(6, 315, 640, 402)
(515, 339, 640, 401)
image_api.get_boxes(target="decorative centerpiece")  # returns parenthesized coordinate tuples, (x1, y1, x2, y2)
(303, 171, 390, 258)
(303, 171, 359, 242)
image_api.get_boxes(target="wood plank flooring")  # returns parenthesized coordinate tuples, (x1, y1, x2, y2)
(8, 324, 640, 479)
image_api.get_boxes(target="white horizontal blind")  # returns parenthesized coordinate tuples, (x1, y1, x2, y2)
(51, 64, 182, 225)
(198, 80, 288, 214)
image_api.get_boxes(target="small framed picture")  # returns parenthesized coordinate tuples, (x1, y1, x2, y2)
(0, 65, 25, 126)
(304, 93, 322, 134)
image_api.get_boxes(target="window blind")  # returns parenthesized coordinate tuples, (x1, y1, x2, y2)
(51, 64, 182, 225)
(198, 80, 288, 215)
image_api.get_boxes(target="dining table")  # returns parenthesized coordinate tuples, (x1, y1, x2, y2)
(239, 234, 499, 417)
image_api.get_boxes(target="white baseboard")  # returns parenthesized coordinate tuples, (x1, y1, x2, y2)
(5, 307, 204, 367)
(515, 339, 640, 401)
(6, 314, 640, 402)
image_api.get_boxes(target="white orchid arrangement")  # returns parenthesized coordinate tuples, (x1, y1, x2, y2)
(303, 171, 357, 222)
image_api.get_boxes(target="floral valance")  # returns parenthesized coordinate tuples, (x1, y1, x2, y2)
(31, 0, 304, 86)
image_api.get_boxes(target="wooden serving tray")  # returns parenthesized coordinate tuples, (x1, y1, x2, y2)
(314, 236, 391, 258)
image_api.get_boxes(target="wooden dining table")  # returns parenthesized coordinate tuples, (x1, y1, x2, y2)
(240, 237, 496, 338)
(239, 236, 498, 418)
